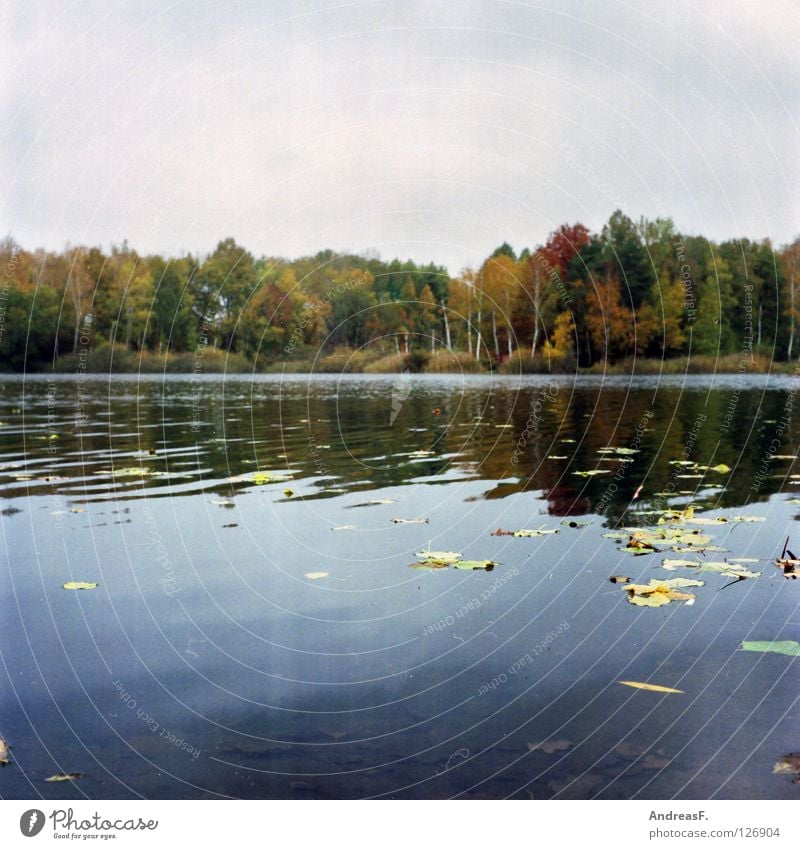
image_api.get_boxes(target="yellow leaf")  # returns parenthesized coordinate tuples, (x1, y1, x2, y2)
(45, 773, 82, 782)
(63, 582, 98, 590)
(304, 572, 328, 580)
(618, 681, 684, 694)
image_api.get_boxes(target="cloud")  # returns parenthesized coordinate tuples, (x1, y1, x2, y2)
(1, 0, 797, 270)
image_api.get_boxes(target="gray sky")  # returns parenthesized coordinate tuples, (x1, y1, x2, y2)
(2, 0, 798, 272)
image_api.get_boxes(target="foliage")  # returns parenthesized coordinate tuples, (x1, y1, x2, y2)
(1, 213, 798, 373)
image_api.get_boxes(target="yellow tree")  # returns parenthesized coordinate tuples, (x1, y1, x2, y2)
(479, 253, 518, 359)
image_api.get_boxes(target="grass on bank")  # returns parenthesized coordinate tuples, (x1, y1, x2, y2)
(37, 343, 799, 376)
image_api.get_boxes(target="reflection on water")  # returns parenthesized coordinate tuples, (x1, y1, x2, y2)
(0, 374, 798, 799)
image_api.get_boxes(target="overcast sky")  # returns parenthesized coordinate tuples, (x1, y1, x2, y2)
(1, 0, 798, 271)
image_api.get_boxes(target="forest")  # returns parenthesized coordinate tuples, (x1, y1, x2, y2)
(1, 210, 799, 373)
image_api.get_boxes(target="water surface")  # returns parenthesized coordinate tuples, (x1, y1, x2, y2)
(1, 373, 798, 799)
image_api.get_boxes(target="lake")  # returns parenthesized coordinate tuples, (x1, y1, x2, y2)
(1, 373, 798, 799)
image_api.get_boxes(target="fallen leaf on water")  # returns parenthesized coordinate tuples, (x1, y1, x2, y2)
(252, 472, 291, 485)
(528, 739, 572, 754)
(510, 527, 559, 537)
(661, 559, 761, 579)
(618, 681, 684, 694)
(409, 561, 449, 570)
(730, 515, 765, 523)
(702, 463, 731, 473)
(0, 735, 9, 765)
(415, 551, 462, 564)
(392, 518, 429, 524)
(608, 575, 630, 584)
(283, 489, 294, 497)
(210, 500, 235, 507)
(369, 499, 397, 505)
(772, 754, 800, 783)
(452, 560, 496, 571)
(305, 572, 328, 580)
(63, 582, 98, 590)
(740, 640, 800, 657)
(45, 773, 82, 782)
(331, 525, 356, 531)
(625, 577, 703, 607)
(547, 455, 568, 460)
(561, 519, 591, 528)
(598, 446, 639, 456)
(572, 469, 611, 477)
(776, 543, 800, 579)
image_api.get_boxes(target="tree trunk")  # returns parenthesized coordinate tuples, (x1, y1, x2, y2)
(788, 274, 795, 361)
(466, 311, 472, 357)
(531, 323, 540, 358)
(507, 325, 512, 358)
(475, 309, 482, 361)
(492, 312, 499, 357)
(757, 302, 762, 348)
(441, 301, 451, 349)
(394, 336, 400, 356)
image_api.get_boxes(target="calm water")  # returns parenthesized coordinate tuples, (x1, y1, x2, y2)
(1, 373, 799, 799)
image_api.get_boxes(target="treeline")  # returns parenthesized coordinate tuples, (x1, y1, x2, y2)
(1, 210, 798, 371)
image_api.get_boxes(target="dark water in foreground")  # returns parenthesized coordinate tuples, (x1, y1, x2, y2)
(1, 373, 798, 800)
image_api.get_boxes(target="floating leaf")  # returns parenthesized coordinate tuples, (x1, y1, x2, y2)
(547, 455, 568, 460)
(211, 499, 235, 506)
(0, 735, 8, 765)
(662, 559, 760, 579)
(561, 519, 590, 528)
(416, 551, 462, 563)
(283, 489, 294, 497)
(305, 572, 328, 580)
(63, 582, 98, 590)
(730, 515, 765, 523)
(392, 517, 428, 524)
(512, 528, 559, 537)
(331, 525, 356, 531)
(618, 680, 684, 694)
(45, 773, 82, 782)
(608, 575, 630, 584)
(452, 560, 496, 571)
(625, 577, 703, 606)
(572, 469, 611, 477)
(409, 561, 449, 570)
(528, 739, 572, 754)
(252, 471, 290, 485)
(740, 640, 800, 657)
(597, 446, 639, 456)
(369, 499, 397, 505)
(772, 754, 800, 782)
